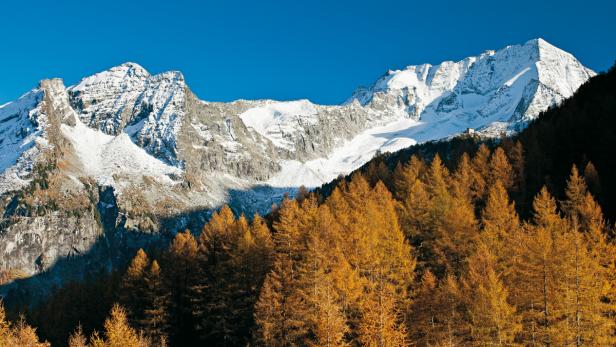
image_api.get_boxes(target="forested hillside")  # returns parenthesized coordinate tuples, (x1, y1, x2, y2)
(2, 65, 615, 346)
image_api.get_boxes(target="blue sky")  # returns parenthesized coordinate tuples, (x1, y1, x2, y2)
(0, 0, 614, 105)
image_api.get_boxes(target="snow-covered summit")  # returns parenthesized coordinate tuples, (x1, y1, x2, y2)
(68, 62, 186, 165)
(348, 38, 594, 124)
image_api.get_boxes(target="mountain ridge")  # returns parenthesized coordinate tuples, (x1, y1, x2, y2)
(0, 38, 595, 278)
(0, 38, 595, 205)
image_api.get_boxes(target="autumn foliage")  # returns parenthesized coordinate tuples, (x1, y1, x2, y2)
(9, 141, 616, 346)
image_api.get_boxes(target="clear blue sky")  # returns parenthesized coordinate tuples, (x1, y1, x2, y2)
(1, 0, 614, 105)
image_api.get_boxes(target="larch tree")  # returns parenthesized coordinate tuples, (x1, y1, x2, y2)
(0, 302, 50, 347)
(464, 242, 521, 346)
(558, 171, 615, 345)
(507, 140, 525, 196)
(577, 194, 616, 332)
(254, 197, 321, 346)
(350, 180, 415, 344)
(481, 180, 520, 270)
(119, 249, 150, 331)
(426, 154, 450, 202)
(426, 154, 478, 277)
(401, 178, 432, 237)
(431, 275, 467, 346)
(293, 205, 350, 347)
(68, 325, 88, 347)
(409, 271, 439, 346)
(90, 304, 149, 347)
(325, 175, 416, 342)
(423, 154, 455, 275)
(559, 224, 615, 346)
(583, 161, 601, 196)
(488, 147, 514, 190)
(368, 181, 416, 297)
(392, 155, 425, 201)
(508, 188, 568, 346)
(249, 214, 275, 278)
(364, 159, 392, 188)
(163, 230, 199, 345)
(192, 206, 240, 344)
(141, 260, 170, 345)
(358, 280, 408, 347)
(531, 186, 564, 231)
(219, 214, 274, 345)
(452, 152, 474, 202)
(253, 257, 304, 346)
(471, 144, 491, 201)
(434, 186, 478, 277)
(192, 208, 272, 345)
(561, 165, 588, 220)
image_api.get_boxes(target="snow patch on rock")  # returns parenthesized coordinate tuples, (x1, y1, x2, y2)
(239, 99, 319, 151)
(61, 117, 182, 189)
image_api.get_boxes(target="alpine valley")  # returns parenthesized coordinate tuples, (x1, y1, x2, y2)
(0, 38, 594, 285)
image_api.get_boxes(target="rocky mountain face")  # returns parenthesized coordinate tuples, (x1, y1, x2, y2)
(0, 38, 594, 288)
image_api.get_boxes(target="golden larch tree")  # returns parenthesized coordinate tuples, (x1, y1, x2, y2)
(90, 304, 149, 347)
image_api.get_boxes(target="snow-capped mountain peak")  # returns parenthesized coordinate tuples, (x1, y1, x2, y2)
(68, 62, 187, 165)
(349, 38, 593, 126)
(70, 62, 151, 93)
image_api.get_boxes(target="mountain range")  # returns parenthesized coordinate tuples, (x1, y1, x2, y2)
(0, 38, 594, 279)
